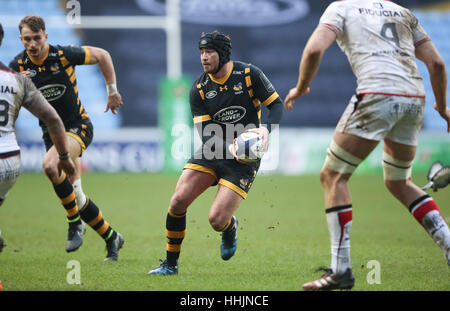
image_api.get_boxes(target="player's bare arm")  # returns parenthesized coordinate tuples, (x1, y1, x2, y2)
(284, 25, 336, 111)
(23, 83, 75, 177)
(84, 46, 123, 115)
(415, 41, 449, 132)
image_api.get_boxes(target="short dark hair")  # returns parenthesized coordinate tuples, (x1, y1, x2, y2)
(0, 23, 3, 45)
(19, 15, 46, 33)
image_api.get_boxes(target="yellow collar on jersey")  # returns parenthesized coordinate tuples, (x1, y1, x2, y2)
(208, 61, 233, 85)
(27, 44, 50, 66)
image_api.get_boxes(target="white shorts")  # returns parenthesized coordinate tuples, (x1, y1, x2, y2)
(0, 153, 21, 200)
(336, 94, 425, 146)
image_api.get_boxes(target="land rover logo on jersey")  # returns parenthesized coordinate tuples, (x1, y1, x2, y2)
(38, 84, 67, 102)
(213, 106, 246, 124)
(205, 90, 217, 99)
(136, 0, 309, 26)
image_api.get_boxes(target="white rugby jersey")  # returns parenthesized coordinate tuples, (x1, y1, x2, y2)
(0, 66, 39, 153)
(320, 0, 430, 97)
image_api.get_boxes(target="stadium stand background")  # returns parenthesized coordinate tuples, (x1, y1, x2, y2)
(1, 0, 448, 129)
(77, 0, 450, 129)
(0, 0, 448, 173)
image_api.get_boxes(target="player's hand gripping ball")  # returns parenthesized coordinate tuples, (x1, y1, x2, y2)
(234, 132, 265, 162)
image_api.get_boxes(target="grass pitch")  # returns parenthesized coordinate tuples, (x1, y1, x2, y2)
(0, 172, 449, 291)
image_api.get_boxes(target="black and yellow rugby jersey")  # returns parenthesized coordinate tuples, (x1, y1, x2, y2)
(9, 44, 90, 132)
(190, 60, 281, 149)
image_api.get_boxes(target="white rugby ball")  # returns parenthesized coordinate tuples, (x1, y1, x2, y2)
(234, 132, 265, 162)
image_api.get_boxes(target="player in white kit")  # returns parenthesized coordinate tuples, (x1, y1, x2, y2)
(0, 23, 75, 253)
(284, 0, 450, 290)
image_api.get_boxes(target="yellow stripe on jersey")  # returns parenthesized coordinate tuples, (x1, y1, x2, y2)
(69, 71, 76, 84)
(245, 75, 252, 88)
(262, 92, 279, 107)
(197, 83, 205, 100)
(253, 99, 261, 108)
(65, 66, 74, 77)
(82, 46, 91, 64)
(244, 67, 250, 74)
(59, 56, 69, 67)
(248, 89, 254, 98)
(193, 115, 211, 124)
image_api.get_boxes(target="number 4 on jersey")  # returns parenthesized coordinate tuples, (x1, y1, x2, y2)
(381, 23, 400, 47)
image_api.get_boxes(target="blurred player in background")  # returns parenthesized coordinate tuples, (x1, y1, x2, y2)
(9, 15, 124, 260)
(284, 0, 450, 290)
(148, 30, 283, 275)
(0, 23, 75, 253)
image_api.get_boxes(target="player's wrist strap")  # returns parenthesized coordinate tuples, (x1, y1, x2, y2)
(59, 152, 70, 161)
(106, 83, 118, 96)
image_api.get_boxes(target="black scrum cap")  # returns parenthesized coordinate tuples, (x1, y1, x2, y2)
(199, 31, 232, 73)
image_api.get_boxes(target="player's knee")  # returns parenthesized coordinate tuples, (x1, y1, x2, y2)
(208, 213, 227, 232)
(322, 140, 362, 184)
(320, 168, 349, 190)
(169, 193, 190, 214)
(42, 159, 58, 181)
(319, 168, 333, 187)
(384, 179, 408, 195)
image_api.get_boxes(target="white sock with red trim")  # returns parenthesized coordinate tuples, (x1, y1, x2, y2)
(409, 195, 450, 261)
(326, 205, 353, 274)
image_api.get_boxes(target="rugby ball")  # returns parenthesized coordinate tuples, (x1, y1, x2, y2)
(234, 132, 265, 162)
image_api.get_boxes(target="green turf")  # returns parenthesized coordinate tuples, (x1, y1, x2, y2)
(0, 172, 448, 291)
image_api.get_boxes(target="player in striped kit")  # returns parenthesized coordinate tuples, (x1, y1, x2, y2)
(148, 31, 283, 275)
(284, 0, 450, 290)
(10, 15, 124, 260)
(0, 23, 75, 253)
